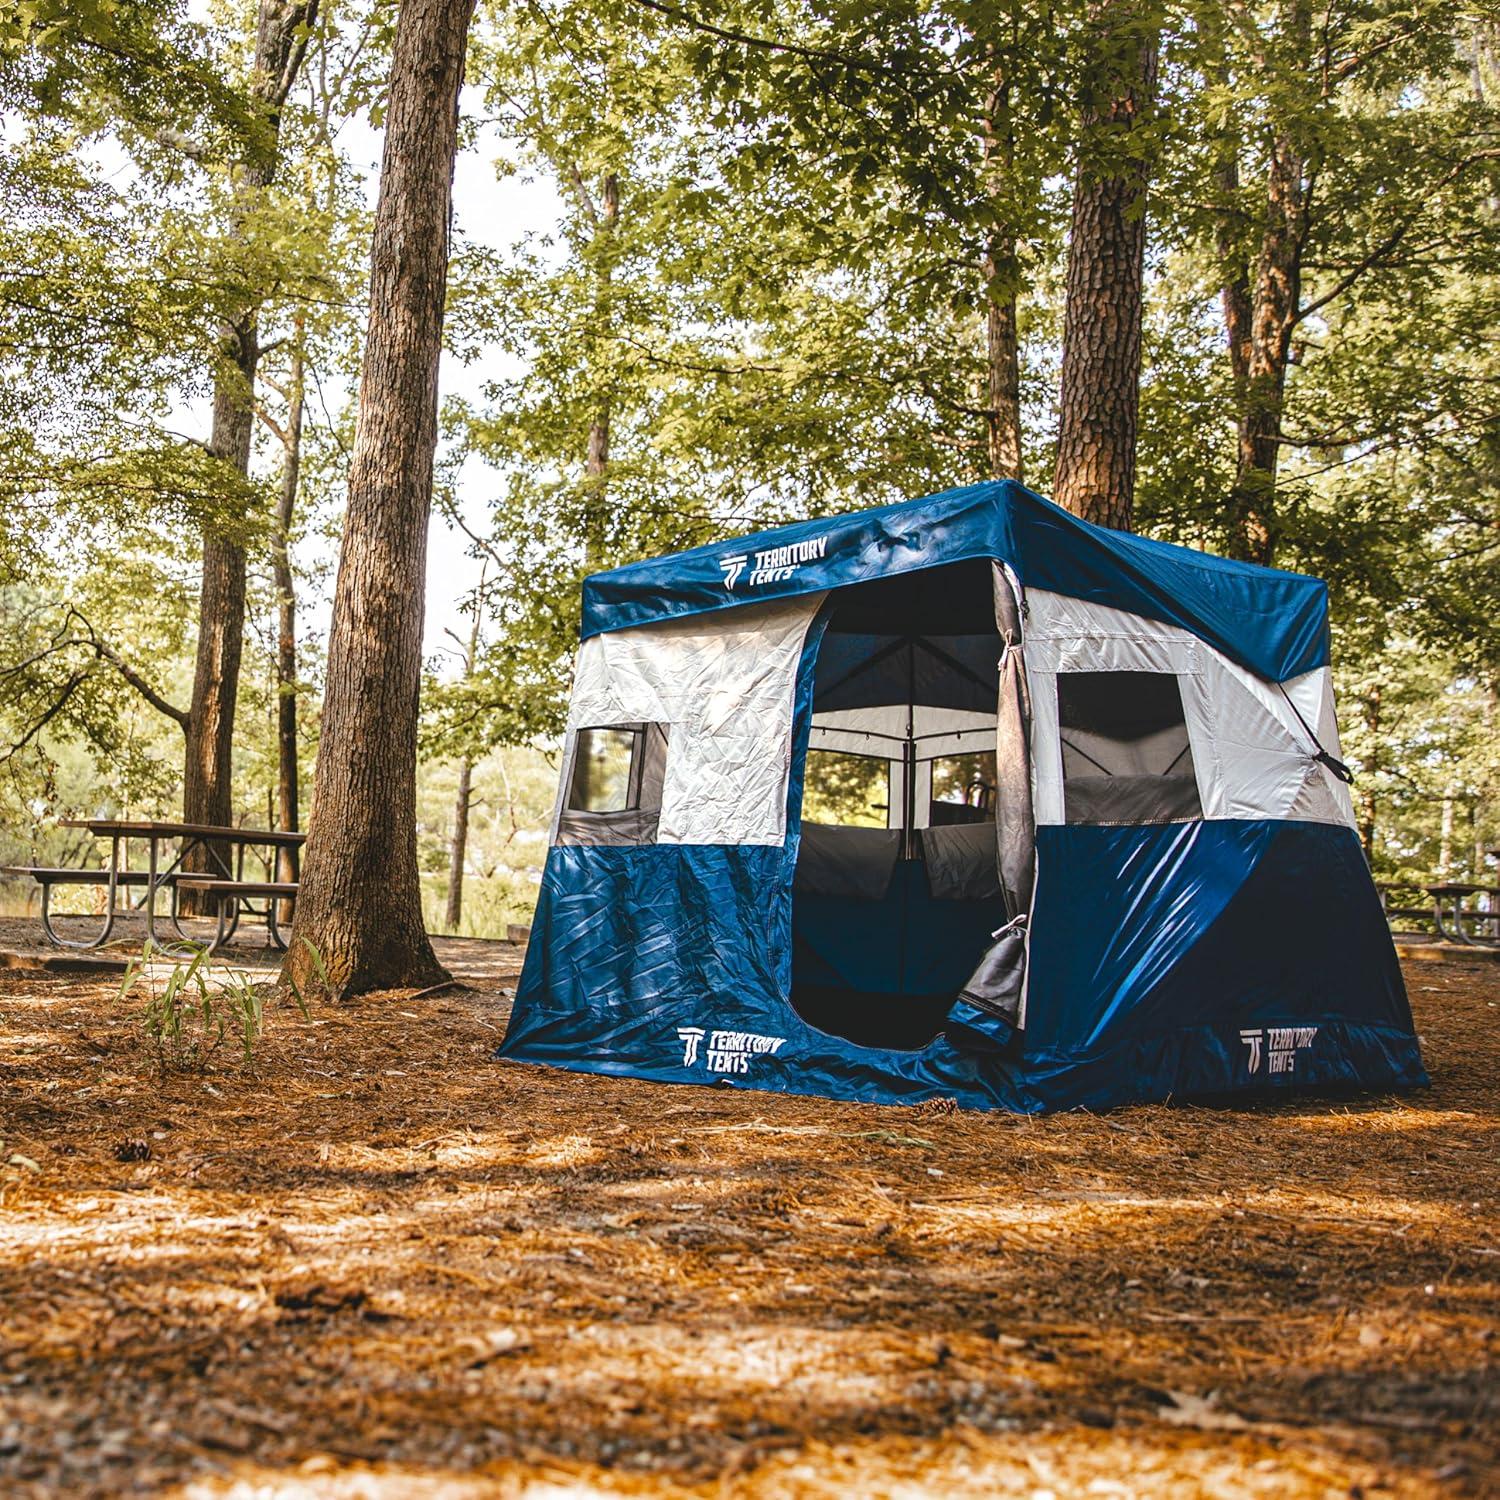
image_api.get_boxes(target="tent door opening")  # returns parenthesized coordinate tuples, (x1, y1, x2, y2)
(789, 560, 1026, 1050)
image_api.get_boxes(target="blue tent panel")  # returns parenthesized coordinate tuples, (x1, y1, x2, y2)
(581, 481, 1330, 683)
(503, 818, 1425, 1113)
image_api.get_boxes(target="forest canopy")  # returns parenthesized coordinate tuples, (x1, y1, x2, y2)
(0, 0, 1496, 919)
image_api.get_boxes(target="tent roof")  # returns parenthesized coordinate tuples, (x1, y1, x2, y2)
(581, 480, 1331, 682)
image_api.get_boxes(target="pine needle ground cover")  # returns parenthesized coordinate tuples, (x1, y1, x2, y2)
(0, 948, 1494, 1498)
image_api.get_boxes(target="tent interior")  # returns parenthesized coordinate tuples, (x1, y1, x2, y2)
(791, 560, 1011, 1049)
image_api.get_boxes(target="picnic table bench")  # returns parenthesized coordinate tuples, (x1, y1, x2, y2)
(1376, 883, 1436, 931)
(174, 877, 300, 951)
(3, 819, 304, 953)
(1425, 883, 1500, 947)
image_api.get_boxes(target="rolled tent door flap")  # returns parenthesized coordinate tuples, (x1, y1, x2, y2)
(944, 563, 1035, 1054)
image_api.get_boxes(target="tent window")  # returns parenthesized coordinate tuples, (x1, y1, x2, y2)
(802, 749, 891, 828)
(568, 727, 642, 813)
(1058, 671, 1203, 826)
(929, 750, 996, 827)
(556, 723, 669, 847)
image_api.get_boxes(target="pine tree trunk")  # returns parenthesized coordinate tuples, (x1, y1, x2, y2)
(582, 172, 618, 570)
(984, 281, 1023, 481)
(445, 757, 472, 931)
(1227, 128, 1304, 566)
(272, 326, 304, 922)
(181, 0, 317, 906)
(1224, 0, 1310, 567)
(1052, 1, 1159, 530)
(185, 328, 255, 837)
(981, 68, 1023, 482)
(282, 0, 475, 998)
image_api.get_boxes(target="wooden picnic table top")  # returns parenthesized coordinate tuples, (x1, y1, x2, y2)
(1424, 882, 1500, 897)
(61, 818, 306, 847)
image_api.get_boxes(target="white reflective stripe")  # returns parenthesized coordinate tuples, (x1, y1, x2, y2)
(1025, 591, 1200, 645)
(563, 592, 827, 846)
(1026, 634, 1201, 675)
(1024, 590, 1354, 830)
(1028, 667, 1065, 825)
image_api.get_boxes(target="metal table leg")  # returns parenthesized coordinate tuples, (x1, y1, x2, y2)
(39, 875, 118, 950)
(266, 894, 291, 952)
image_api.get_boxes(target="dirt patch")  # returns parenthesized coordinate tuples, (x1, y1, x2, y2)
(0, 945, 1495, 1497)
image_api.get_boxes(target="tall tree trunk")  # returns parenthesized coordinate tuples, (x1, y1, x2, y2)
(1222, 0, 1311, 567)
(444, 577, 483, 932)
(283, 0, 475, 998)
(272, 320, 305, 922)
(185, 330, 256, 833)
(445, 758, 472, 931)
(181, 0, 317, 904)
(981, 67, 1023, 482)
(1227, 125, 1305, 565)
(582, 171, 618, 570)
(1052, 0, 1159, 530)
(984, 284, 1023, 481)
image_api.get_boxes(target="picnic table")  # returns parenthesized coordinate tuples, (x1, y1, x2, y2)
(2, 819, 304, 953)
(1425, 881, 1500, 947)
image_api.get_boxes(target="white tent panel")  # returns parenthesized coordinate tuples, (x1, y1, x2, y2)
(564, 592, 826, 845)
(809, 704, 995, 763)
(1024, 590, 1355, 829)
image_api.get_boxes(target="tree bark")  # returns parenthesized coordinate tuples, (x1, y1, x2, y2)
(444, 757, 472, 931)
(181, 0, 317, 904)
(283, 0, 475, 998)
(1052, 0, 1159, 530)
(582, 171, 618, 570)
(1227, 123, 1305, 566)
(981, 69, 1023, 482)
(1220, 0, 1311, 567)
(272, 321, 305, 921)
(444, 579, 483, 933)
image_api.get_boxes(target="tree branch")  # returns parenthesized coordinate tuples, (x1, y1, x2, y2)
(255, 402, 290, 448)
(0, 671, 90, 766)
(65, 609, 189, 729)
(621, 0, 931, 85)
(1295, 150, 1500, 325)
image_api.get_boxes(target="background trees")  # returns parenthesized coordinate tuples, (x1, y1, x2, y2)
(0, 0, 1494, 950)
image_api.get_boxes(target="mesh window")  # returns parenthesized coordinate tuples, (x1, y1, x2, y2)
(568, 727, 642, 813)
(556, 723, 669, 846)
(929, 750, 997, 827)
(802, 749, 891, 828)
(1058, 671, 1202, 826)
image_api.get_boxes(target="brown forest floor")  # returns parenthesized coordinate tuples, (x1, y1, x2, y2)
(0, 938, 1496, 1499)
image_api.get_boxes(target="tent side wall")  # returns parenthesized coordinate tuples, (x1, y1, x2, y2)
(502, 597, 833, 1090)
(1022, 821, 1423, 1108)
(1015, 589, 1424, 1103)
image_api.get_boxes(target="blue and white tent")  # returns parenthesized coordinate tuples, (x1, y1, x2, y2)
(501, 480, 1427, 1112)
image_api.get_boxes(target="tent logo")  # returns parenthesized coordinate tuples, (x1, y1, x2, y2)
(677, 1026, 706, 1066)
(677, 1026, 787, 1074)
(719, 536, 828, 591)
(1240, 1026, 1318, 1076)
